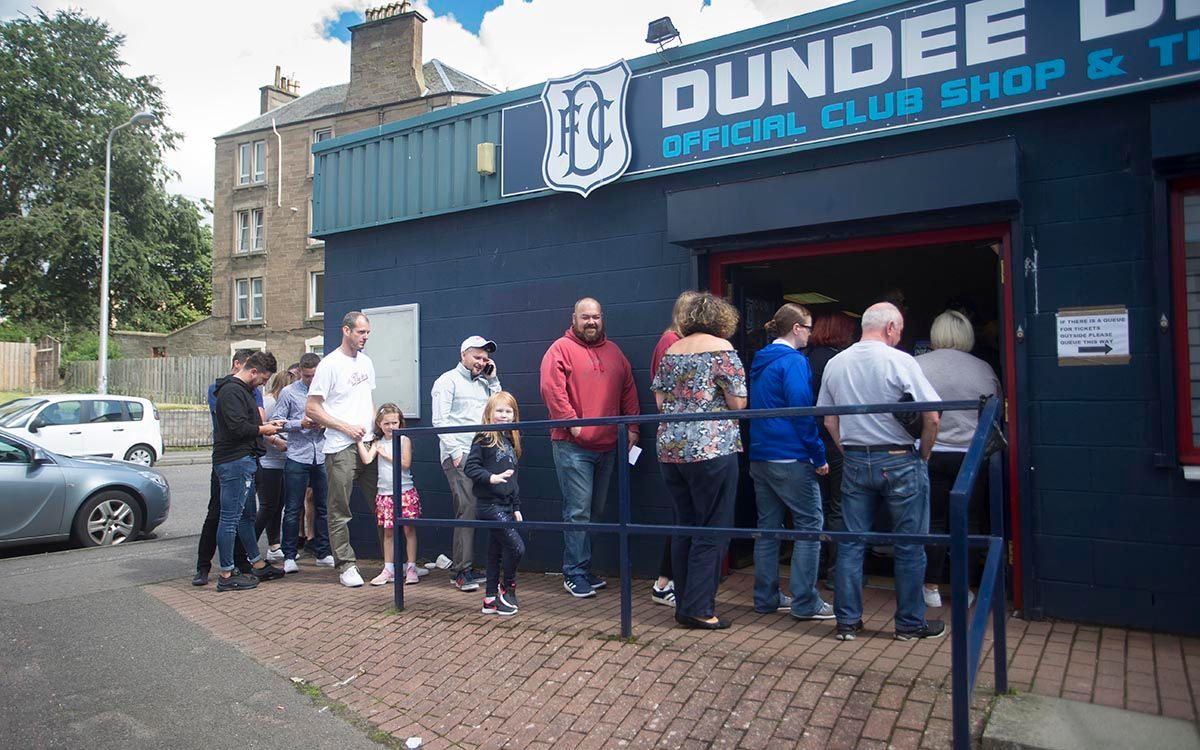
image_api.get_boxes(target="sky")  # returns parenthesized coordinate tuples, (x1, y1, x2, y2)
(0, 0, 851, 213)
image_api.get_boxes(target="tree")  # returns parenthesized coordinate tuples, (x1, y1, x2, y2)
(0, 9, 211, 333)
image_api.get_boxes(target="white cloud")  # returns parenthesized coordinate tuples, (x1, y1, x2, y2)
(2, 0, 849, 212)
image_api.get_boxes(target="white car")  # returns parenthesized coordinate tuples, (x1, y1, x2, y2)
(0, 395, 164, 466)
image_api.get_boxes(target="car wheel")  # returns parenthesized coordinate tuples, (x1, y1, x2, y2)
(124, 444, 156, 466)
(73, 491, 143, 547)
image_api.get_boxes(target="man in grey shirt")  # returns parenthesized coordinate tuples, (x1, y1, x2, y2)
(271, 352, 334, 573)
(431, 336, 501, 592)
(818, 302, 943, 642)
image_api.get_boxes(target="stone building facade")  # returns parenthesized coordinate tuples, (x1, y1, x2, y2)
(129, 5, 497, 361)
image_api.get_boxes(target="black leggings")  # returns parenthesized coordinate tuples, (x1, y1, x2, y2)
(477, 502, 525, 598)
(254, 466, 286, 546)
(925, 451, 986, 586)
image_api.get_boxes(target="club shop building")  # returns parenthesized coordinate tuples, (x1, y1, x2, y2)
(312, 0, 1200, 635)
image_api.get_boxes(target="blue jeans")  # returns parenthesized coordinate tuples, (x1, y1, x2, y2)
(834, 450, 930, 630)
(215, 455, 263, 572)
(281, 459, 331, 561)
(552, 440, 615, 577)
(750, 461, 824, 615)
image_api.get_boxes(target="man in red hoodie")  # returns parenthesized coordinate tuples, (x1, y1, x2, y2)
(540, 297, 640, 598)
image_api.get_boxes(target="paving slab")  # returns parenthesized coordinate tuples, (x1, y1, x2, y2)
(983, 693, 1200, 750)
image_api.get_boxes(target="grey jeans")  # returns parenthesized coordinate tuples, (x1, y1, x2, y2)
(442, 457, 476, 574)
(325, 444, 379, 572)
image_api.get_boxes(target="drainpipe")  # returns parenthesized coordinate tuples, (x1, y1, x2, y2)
(271, 118, 282, 207)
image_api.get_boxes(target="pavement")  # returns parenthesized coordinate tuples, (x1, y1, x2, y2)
(157, 449, 212, 466)
(0, 537, 381, 750)
(144, 561, 1200, 750)
(983, 693, 1200, 750)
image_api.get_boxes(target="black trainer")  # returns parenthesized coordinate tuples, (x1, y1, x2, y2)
(835, 620, 865, 641)
(216, 573, 259, 592)
(191, 568, 210, 587)
(499, 584, 518, 611)
(895, 619, 946, 641)
(251, 563, 286, 582)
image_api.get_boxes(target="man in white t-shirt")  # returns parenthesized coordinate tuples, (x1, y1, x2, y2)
(818, 302, 943, 642)
(306, 311, 378, 588)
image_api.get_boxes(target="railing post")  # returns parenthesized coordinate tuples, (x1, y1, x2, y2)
(989, 451, 1008, 694)
(394, 499, 405, 612)
(950, 481, 970, 750)
(617, 423, 633, 639)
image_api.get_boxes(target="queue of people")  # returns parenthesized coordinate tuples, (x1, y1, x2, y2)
(190, 292, 999, 641)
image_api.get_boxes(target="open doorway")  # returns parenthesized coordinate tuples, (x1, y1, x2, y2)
(710, 226, 1018, 598)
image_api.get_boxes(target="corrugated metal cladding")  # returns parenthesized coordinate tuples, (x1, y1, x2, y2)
(313, 109, 503, 234)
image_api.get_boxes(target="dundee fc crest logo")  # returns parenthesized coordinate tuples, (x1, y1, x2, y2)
(541, 60, 632, 198)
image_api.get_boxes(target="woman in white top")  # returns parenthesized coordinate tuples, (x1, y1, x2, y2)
(915, 310, 1001, 609)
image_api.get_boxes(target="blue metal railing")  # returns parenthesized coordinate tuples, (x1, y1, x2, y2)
(392, 396, 1007, 750)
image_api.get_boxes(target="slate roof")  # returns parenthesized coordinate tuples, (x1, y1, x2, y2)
(220, 59, 499, 139)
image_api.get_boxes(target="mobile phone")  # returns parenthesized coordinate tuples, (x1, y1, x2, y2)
(482, 362, 495, 376)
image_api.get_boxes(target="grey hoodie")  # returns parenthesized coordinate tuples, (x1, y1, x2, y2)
(430, 363, 502, 462)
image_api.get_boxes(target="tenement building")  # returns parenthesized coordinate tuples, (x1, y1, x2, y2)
(120, 3, 497, 359)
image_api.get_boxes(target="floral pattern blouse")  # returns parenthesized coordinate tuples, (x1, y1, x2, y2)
(651, 350, 748, 464)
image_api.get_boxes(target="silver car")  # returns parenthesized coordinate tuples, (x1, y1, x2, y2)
(0, 428, 170, 548)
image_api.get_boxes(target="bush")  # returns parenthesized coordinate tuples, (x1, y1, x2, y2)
(59, 330, 121, 378)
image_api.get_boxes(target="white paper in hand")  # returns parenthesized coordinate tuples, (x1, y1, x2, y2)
(628, 445, 642, 465)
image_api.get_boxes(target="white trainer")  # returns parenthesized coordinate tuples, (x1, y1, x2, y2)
(314, 555, 335, 567)
(265, 547, 285, 562)
(924, 587, 943, 608)
(339, 565, 364, 588)
(283, 559, 299, 574)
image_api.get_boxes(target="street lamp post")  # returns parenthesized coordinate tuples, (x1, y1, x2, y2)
(99, 111, 156, 395)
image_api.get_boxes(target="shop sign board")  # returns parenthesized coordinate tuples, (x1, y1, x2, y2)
(1056, 305, 1130, 366)
(502, 0, 1200, 197)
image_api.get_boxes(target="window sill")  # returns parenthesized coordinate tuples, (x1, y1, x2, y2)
(306, 241, 325, 250)
(233, 182, 267, 192)
(305, 315, 325, 323)
(232, 250, 268, 258)
(232, 320, 266, 328)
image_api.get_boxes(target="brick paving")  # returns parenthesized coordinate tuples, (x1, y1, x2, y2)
(148, 560, 1200, 749)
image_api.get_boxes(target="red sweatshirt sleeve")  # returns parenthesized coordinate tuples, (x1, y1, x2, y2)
(539, 340, 578, 421)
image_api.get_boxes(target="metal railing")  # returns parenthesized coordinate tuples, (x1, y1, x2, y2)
(393, 396, 1007, 750)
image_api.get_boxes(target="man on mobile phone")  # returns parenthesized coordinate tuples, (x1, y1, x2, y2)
(431, 335, 502, 592)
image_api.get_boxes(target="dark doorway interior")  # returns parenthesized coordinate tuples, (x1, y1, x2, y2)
(718, 238, 1005, 579)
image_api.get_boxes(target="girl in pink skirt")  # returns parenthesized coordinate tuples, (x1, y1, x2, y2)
(357, 403, 422, 585)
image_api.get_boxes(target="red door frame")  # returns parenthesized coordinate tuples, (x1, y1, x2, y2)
(708, 224, 1025, 606)
(1170, 178, 1200, 464)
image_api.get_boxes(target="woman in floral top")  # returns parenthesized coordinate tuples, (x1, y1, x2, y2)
(651, 292, 748, 630)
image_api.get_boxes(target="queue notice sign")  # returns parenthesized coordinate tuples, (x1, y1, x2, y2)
(1056, 306, 1130, 366)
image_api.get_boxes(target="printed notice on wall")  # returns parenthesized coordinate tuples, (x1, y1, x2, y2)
(1056, 306, 1130, 366)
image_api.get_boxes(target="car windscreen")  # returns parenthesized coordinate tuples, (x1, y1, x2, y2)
(0, 398, 46, 427)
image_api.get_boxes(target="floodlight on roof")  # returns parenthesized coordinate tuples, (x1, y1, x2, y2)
(646, 17, 681, 49)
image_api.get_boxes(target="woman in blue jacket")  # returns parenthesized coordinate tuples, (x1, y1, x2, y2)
(748, 303, 834, 621)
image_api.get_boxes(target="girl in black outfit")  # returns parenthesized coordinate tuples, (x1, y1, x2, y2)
(464, 391, 525, 617)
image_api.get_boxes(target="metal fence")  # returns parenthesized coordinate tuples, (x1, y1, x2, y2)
(65, 354, 226, 404)
(394, 396, 1007, 750)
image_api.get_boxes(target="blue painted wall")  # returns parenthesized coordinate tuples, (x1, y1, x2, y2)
(331, 84, 1200, 635)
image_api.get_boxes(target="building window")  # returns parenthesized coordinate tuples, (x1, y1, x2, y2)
(304, 335, 324, 355)
(307, 198, 323, 247)
(311, 127, 333, 173)
(234, 277, 264, 323)
(309, 270, 324, 318)
(238, 140, 266, 185)
(1172, 179, 1200, 463)
(236, 208, 264, 253)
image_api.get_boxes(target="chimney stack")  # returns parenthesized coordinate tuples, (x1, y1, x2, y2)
(260, 65, 300, 114)
(343, 2, 427, 111)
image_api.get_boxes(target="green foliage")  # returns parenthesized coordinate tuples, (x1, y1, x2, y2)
(61, 329, 121, 365)
(0, 9, 211, 333)
(0, 320, 51, 343)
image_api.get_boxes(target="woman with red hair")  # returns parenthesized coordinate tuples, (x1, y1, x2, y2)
(807, 312, 857, 584)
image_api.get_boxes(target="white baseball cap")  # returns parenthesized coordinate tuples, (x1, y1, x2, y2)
(460, 336, 497, 354)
